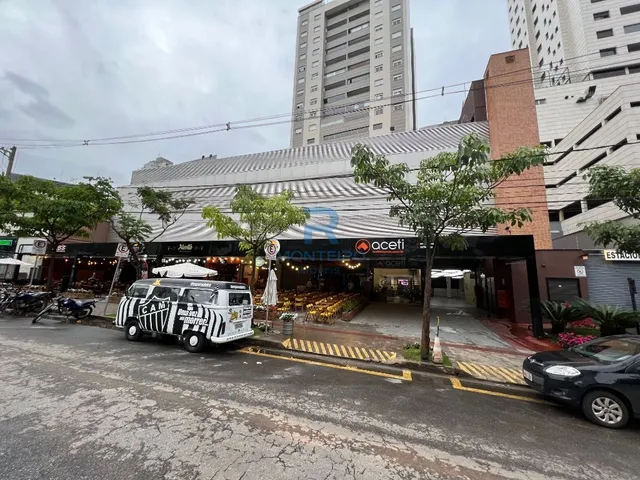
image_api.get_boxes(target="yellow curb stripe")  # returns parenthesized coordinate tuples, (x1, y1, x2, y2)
(346, 346, 356, 359)
(292, 339, 299, 350)
(387, 352, 397, 360)
(312, 341, 320, 354)
(239, 347, 411, 382)
(360, 348, 370, 359)
(496, 366, 526, 385)
(353, 347, 364, 360)
(328, 344, 335, 356)
(341, 345, 348, 357)
(368, 349, 378, 361)
(449, 378, 550, 404)
(320, 342, 327, 355)
(458, 362, 488, 380)
(306, 340, 313, 352)
(482, 365, 513, 383)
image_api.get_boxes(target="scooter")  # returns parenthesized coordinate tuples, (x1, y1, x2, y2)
(32, 296, 96, 324)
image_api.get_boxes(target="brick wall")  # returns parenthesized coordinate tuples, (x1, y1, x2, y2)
(485, 48, 552, 250)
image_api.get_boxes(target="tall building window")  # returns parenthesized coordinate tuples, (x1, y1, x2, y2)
(313, 48, 320, 56)
(375, 64, 383, 72)
(375, 79, 384, 86)
(392, 59, 403, 67)
(300, 42, 307, 49)
(301, 20, 308, 27)
(597, 28, 614, 38)
(375, 51, 383, 58)
(374, 37, 383, 45)
(391, 31, 402, 39)
(373, 123, 383, 130)
(309, 124, 317, 132)
(375, 106, 384, 115)
(392, 18, 401, 26)
(391, 4, 401, 12)
(624, 23, 640, 34)
(301, 31, 308, 38)
(391, 45, 402, 53)
(392, 73, 403, 81)
(392, 88, 403, 96)
(600, 47, 617, 57)
(295, 128, 302, 134)
(312, 60, 319, 67)
(300, 53, 306, 61)
(313, 36, 320, 43)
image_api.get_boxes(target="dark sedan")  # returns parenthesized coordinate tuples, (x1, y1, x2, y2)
(522, 335, 640, 428)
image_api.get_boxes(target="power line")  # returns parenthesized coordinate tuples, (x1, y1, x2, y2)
(2, 47, 637, 148)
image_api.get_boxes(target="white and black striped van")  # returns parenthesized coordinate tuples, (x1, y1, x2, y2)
(115, 278, 253, 352)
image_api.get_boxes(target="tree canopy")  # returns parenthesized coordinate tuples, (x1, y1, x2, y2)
(351, 133, 546, 359)
(0, 175, 122, 287)
(202, 185, 309, 287)
(583, 165, 640, 254)
(111, 186, 194, 278)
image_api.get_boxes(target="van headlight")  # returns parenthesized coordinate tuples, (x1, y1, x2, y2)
(544, 365, 581, 377)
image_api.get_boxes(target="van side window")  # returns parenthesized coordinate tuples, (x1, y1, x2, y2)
(229, 292, 251, 306)
(128, 285, 149, 298)
(181, 289, 218, 305)
(149, 286, 180, 302)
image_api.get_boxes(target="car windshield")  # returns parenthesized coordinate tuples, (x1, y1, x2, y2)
(573, 338, 640, 363)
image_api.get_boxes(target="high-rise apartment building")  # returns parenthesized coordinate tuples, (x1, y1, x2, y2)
(290, 0, 414, 147)
(507, 0, 640, 88)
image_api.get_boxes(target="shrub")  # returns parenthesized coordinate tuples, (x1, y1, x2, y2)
(567, 318, 598, 329)
(571, 298, 640, 337)
(558, 332, 596, 349)
(540, 300, 582, 333)
(342, 298, 362, 313)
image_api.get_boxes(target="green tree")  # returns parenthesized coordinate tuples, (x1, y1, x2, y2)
(202, 186, 310, 288)
(583, 165, 640, 253)
(110, 187, 194, 279)
(0, 175, 122, 289)
(351, 134, 546, 360)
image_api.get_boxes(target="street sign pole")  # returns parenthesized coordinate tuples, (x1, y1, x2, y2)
(265, 258, 272, 335)
(103, 256, 122, 316)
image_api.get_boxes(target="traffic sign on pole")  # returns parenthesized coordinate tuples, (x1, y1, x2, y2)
(264, 239, 280, 261)
(115, 243, 130, 258)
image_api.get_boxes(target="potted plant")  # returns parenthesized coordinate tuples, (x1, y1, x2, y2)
(571, 298, 640, 337)
(540, 300, 582, 334)
(279, 312, 297, 336)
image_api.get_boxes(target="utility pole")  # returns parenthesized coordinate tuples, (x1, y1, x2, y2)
(1, 146, 17, 176)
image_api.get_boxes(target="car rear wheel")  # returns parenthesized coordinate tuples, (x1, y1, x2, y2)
(582, 390, 630, 429)
(184, 331, 206, 353)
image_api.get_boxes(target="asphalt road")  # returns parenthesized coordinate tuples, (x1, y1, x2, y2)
(0, 317, 638, 480)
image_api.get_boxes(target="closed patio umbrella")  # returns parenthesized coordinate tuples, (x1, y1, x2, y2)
(262, 269, 278, 333)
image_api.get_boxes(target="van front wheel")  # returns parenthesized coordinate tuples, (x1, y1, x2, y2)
(184, 331, 206, 353)
(125, 320, 143, 342)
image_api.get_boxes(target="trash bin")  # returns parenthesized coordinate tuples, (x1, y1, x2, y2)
(282, 317, 294, 336)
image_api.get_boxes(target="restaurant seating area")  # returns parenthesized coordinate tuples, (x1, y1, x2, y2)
(254, 291, 363, 324)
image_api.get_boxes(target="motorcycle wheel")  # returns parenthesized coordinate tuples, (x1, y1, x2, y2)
(72, 307, 92, 320)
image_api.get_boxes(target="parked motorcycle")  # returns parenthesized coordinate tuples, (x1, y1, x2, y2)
(1, 290, 52, 316)
(32, 296, 96, 324)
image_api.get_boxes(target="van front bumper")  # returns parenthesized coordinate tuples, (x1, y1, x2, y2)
(209, 330, 254, 343)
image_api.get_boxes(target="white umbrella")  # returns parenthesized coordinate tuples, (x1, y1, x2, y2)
(152, 263, 218, 278)
(0, 257, 33, 266)
(262, 269, 278, 306)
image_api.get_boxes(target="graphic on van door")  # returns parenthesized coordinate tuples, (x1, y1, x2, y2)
(139, 297, 171, 331)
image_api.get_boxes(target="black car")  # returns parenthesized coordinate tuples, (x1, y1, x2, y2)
(522, 335, 640, 428)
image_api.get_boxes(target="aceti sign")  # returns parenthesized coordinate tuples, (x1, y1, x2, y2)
(355, 238, 405, 255)
(604, 250, 640, 262)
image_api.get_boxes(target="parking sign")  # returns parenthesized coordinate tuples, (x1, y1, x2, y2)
(264, 239, 280, 261)
(115, 243, 130, 258)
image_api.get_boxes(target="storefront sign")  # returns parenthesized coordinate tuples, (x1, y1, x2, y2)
(604, 250, 640, 261)
(355, 239, 405, 255)
(56, 245, 66, 253)
(0, 239, 14, 247)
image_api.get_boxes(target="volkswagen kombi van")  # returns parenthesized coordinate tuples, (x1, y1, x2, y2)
(115, 278, 253, 352)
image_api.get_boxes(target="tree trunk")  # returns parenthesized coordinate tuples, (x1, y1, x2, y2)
(47, 246, 57, 292)
(130, 251, 142, 280)
(420, 248, 435, 361)
(250, 254, 258, 290)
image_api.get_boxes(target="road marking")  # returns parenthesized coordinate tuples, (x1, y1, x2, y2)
(281, 338, 398, 363)
(457, 361, 526, 385)
(449, 378, 550, 404)
(240, 347, 412, 382)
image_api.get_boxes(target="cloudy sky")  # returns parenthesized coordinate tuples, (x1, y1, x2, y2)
(0, 0, 509, 185)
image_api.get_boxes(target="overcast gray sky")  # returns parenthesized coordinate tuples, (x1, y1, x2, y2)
(0, 0, 509, 185)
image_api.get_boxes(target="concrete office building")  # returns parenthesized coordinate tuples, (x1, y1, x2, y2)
(508, 0, 640, 88)
(290, 0, 415, 148)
